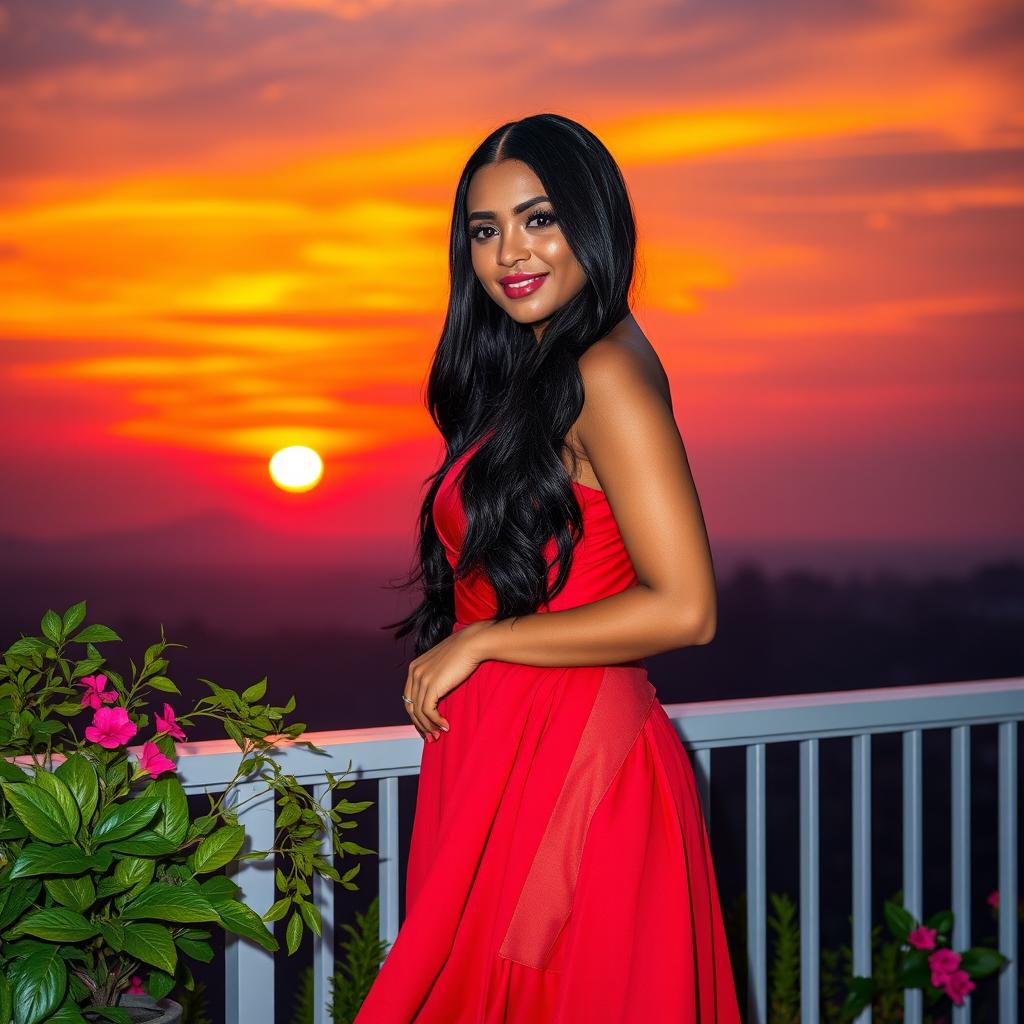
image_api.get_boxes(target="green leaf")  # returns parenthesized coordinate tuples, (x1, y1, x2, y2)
(68, 624, 121, 644)
(61, 602, 86, 636)
(9, 945, 66, 1024)
(191, 825, 245, 875)
(6, 637, 49, 660)
(883, 899, 915, 942)
(32, 771, 80, 838)
(45, 1001, 89, 1023)
(10, 907, 99, 942)
(214, 899, 279, 952)
(113, 856, 155, 899)
(0, 878, 42, 931)
(120, 883, 220, 924)
(923, 908, 953, 934)
(145, 969, 176, 1001)
(174, 934, 215, 963)
(959, 945, 1009, 978)
(298, 900, 322, 937)
(148, 776, 189, 847)
(146, 675, 181, 695)
(0, 816, 29, 843)
(87, 1009, 131, 1024)
(840, 976, 875, 1018)
(285, 910, 303, 955)
(121, 922, 177, 975)
(43, 875, 96, 913)
(199, 875, 240, 902)
(93, 794, 162, 844)
(224, 720, 245, 749)
(336, 799, 374, 813)
(97, 921, 126, 952)
(41, 611, 63, 645)
(54, 754, 99, 830)
(339, 840, 375, 855)
(0, 973, 11, 1024)
(242, 678, 267, 703)
(105, 830, 179, 856)
(276, 803, 300, 829)
(262, 898, 290, 923)
(0, 757, 30, 783)
(8, 843, 99, 880)
(898, 948, 930, 987)
(1, 780, 72, 844)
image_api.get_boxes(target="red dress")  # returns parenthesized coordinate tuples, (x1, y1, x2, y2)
(354, 441, 743, 1023)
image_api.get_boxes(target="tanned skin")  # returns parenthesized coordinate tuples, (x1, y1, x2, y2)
(404, 158, 717, 741)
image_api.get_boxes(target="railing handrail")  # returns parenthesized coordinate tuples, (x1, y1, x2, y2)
(153, 674, 1024, 790)
(8, 676, 1021, 791)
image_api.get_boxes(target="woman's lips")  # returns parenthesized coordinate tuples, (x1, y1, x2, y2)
(501, 273, 548, 298)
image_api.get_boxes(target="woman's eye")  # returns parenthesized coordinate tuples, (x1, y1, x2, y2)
(468, 210, 557, 242)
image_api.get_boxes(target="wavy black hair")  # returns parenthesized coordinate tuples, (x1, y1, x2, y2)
(383, 113, 641, 656)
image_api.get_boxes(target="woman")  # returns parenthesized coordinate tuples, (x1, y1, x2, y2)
(355, 113, 742, 1023)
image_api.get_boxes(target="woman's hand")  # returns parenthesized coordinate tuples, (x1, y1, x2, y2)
(403, 620, 493, 741)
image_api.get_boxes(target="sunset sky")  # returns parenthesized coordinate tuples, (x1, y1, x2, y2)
(1, 0, 1021, 568)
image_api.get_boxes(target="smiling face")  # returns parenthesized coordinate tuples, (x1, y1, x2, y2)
(466, 159, 588, 341)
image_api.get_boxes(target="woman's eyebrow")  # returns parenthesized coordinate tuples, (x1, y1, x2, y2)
(467, 195, 550, 222)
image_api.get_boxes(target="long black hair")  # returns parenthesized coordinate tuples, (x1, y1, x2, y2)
(383, 113, 640, 656)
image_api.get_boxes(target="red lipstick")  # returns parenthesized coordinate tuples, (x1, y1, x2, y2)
(500, 272, 548, 298)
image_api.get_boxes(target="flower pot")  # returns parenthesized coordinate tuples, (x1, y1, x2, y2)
(85, 994, 183, 1023)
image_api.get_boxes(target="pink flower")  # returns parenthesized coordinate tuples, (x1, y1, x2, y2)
(987, 889, 999, 908)
(928, 948, 961, 986)
(77, 673, 118, 710)
(84, 706, 137, 749)
(138, 741, 176, 779)
(154, 702, 186, 741)
(943, 969, 975, 1006)
(908, 925, 937, 950)
(126, 975, 145, 995)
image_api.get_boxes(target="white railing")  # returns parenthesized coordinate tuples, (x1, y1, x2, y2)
(173, 676, 1023, 1024)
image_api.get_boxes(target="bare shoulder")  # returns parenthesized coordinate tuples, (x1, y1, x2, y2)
(578, 324, 672, 413)
(563, 317, 672, 484)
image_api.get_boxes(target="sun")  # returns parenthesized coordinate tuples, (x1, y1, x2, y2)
(269, 446, 324, 493)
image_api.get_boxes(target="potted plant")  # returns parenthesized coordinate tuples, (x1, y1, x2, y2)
(0, 602, 375, 1024)
(842, 897, 1009, 1019)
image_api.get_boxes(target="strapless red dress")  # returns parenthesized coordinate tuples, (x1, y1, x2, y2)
(354, 441, 742, 1023)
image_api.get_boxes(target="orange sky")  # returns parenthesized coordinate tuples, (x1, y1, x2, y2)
(1, 0, 1022, 560)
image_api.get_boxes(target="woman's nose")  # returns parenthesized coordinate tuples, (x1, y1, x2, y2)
(498, 233, 530, 266)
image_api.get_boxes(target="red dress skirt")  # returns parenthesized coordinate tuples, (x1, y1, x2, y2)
(354, 444, 743, 1023)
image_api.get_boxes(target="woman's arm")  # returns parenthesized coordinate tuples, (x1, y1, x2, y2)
(470, 337, 718, 668)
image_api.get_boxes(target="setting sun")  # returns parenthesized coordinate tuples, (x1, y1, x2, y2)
(269, 446, 324, 493)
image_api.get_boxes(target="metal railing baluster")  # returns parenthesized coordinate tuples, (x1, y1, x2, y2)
(852, 732, 872, 1024)
(997, 721, 1018, 1024)
(902, 729, 923, 1024)
(800, 738, 820, 1024)
(225, 780, 277, 1024)
(746, 742, 767, 1024)
(694, 746, 711, 833)
(950, 726, 970, 1024)
(312, 781, 335, 1024)
(378, 775, 400, 953)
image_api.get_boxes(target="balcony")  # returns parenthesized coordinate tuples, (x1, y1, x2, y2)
(175, 676, 1023, 1023)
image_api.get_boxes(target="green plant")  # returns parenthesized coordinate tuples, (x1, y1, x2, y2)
(841, 897, 1008, 1019)
(176, 978, 212, 1024)
(725, 885, 1015, 1023)
(767, 891, 800, 1024)
(289, 896, 388, 1024)
(0, 602, 376, 1024)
